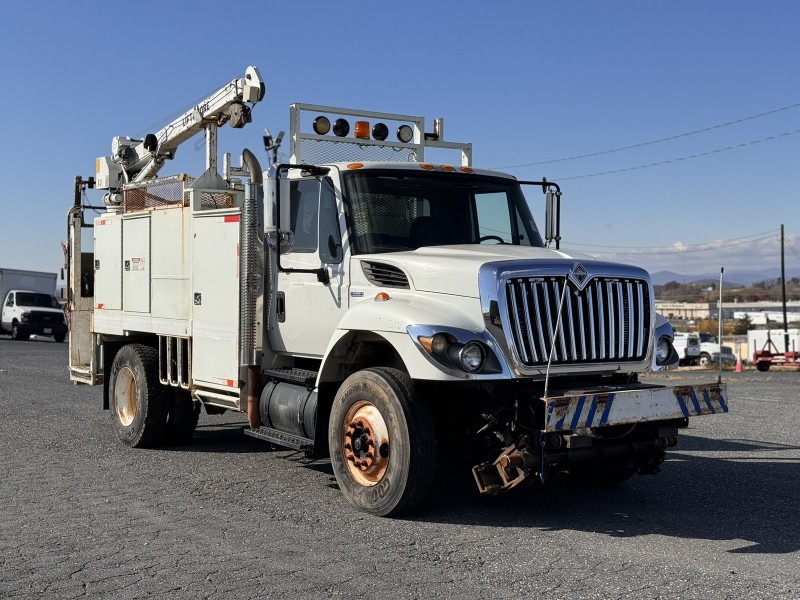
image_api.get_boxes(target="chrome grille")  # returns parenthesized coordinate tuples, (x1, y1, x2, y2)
(505, 275, 650, 366)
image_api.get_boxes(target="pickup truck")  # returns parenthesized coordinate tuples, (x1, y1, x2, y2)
(697, 333, 736, 367)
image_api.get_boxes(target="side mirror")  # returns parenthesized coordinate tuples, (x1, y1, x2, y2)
(279, 178, 291, 233)
(264, 177, 277, 231)
(545, 191, 560, 248)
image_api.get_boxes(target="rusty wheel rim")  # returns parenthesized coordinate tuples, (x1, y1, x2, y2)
(114, 366, 138, 427)
(342, 400, 390, 486)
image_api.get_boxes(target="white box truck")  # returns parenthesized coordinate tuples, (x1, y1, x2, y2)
(65, 66, 730, 516)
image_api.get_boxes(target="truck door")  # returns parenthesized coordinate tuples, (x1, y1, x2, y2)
(1, 292, 15, 328)
(270, 177, 347, 356)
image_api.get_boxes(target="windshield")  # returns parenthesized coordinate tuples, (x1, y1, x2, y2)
(16, 293, 60, 309)
(342, 171, 544, 254)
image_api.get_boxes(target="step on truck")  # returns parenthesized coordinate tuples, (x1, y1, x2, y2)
(66, 66, 729, 516)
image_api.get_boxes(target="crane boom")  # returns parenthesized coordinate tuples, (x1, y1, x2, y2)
(98, 66, 265, 189)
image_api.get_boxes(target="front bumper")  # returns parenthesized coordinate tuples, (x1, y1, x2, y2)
(544, 382, 728, 432)
(17, 323, 68, 337)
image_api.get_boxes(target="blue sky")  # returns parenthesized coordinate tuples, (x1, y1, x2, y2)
(1, 1, 798, 277)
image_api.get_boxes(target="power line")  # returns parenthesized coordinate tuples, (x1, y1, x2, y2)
(495, 101, 800, 169)
(565, 228, 779, 251)
(554, 129, 800, 180)
(575, 232, 779, 257)
(785, 237, 800, 263)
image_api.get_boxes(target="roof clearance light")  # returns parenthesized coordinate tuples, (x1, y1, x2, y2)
(460, 166, 474, 173)
(354, 121, 370, 139)
(347, 163, 365, 170)
(397, 124, 414, 143)
(372, 122, 389, 141)
(441, 165, 455, 172)
(333, 118, 350, 137)
(313, 116, 331, 135)
(419, 163, 434, 170)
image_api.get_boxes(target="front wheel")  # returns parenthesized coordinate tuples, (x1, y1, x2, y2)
(11, 322, 28, 341)
(698, 353, 711, 367)
(109, 344, 168, 448)
(329, 367, 436, 517)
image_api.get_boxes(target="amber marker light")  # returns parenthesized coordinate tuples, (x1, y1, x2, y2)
(419, 337, 433, 352)
(354, 121, 370, 139)
(374, 292, 391, 301)
(441, 165, 455, 172)
(460, 166, 474, 173)
(347, 163, 365, 170)
(419, 163, 434, 170)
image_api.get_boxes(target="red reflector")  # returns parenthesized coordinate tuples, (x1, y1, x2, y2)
(224, 215, 240, 223)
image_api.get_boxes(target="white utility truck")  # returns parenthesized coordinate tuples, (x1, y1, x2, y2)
(0, 268, 67, 342)
(67, 67, 729, 516)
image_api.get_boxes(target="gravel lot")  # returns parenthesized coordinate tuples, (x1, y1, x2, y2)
(1, 338, 799, 599)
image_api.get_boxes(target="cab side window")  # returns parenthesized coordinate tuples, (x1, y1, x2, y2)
(289, 178, 343, 263)
(289, 180, 320, 253)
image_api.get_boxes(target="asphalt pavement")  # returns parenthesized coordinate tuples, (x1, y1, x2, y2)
(1, 338, 798, 599)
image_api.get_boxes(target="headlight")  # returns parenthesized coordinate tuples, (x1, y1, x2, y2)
(21, 312, 30, 323)
(459, 342, 485, 373)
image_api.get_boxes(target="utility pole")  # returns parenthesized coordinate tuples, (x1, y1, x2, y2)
(782, 224, 789, 353)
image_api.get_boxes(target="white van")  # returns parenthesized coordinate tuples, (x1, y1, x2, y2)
(673, 332, 701, 366)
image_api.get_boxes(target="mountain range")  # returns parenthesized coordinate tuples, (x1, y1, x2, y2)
(651, 268, 800, 287)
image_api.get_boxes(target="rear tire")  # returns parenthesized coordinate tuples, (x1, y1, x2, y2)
(328, 367, 436, 517)
(54, 333, 66, 343)
(756, 361, 770, 372)
(109, 344, 168, 448)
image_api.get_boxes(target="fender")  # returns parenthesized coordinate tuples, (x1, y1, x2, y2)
(318, 292, 510, 382)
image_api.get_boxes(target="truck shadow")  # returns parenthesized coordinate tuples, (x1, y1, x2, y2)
(415, 436, 800, 555)
(171, 422, 265, 454)
(171, 423, 800, 555)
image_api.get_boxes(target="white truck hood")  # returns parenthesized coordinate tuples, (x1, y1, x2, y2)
(361, 245, 598, 297)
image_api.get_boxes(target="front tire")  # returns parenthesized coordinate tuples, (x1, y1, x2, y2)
(328, 367, 436, 517)
(698, 352, 711, 367)
(11, 322, 28, 341)
(109, 344, 168, 448)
